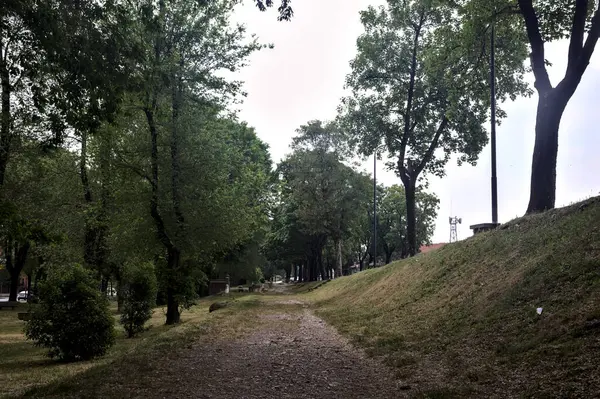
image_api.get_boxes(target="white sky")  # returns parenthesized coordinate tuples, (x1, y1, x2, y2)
(231, 0, 600, 243)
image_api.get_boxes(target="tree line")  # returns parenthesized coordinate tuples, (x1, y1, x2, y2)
(1, 0, 599, 331)
(263, 120, 438, 282)
(0, 0, 280, 325)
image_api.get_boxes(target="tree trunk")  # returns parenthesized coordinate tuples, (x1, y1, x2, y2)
(9, 270, 18, 302)
(165, 247, 181, 325)
(405, 181, 417, 257)
(80, 130, 110, 286)
(26, 272, 32, 300)
(526, 92, 569, 213)
(145, 105, 181, 325)
(0, 42, 11, 187)
(117, 283, 124, 312)
(6, 240, 30, 302)
(101, 277, 109, 294)
(385, 250, 392, 264)
(80, 130, 96, 268)
(335, 239, 342, 278)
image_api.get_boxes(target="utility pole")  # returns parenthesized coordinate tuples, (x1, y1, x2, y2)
(372, 152, 377, 268)
(490, 19, 498, 225)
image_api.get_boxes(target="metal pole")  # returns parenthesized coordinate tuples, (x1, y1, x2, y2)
(490, 22, 498, 225)
(373, 152, 377, 268)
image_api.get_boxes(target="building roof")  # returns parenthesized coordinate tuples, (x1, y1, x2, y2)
(419, 243, 447, 254)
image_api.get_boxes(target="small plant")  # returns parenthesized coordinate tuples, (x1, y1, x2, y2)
(24, 264, 116, 361)
(119, 260, 157, 338)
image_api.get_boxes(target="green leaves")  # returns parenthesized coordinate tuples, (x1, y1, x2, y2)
(377, 185, 439, 261)
(340, 0, 530, 179)
(266, 120, 373, 274)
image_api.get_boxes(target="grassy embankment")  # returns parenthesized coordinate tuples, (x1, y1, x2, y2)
(307, 196, 600, 397)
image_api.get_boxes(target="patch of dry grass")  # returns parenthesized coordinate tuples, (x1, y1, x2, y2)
(1, 294, 303, 399)
(307, 196, 600, 397)
(0, 295, 253, 398)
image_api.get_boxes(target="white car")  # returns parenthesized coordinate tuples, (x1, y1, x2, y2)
(17, 290, 29, 301)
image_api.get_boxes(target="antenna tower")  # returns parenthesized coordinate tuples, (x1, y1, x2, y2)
(449, 216, 462, 243)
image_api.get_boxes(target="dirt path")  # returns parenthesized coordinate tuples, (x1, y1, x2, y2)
(141, 301, 403, 399)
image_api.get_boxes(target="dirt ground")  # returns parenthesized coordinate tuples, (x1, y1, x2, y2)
(122, 300, 404, 399)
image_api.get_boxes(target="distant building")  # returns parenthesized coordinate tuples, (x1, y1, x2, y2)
(419, 243, 447, 254)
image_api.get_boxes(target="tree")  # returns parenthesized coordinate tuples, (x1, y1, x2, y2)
(515, 1, 600, 212)
(453, 1, 599, 212)
(273, 121, 370, 280)
(378, 185, 438, 263)
(0, 142, 82, 301)
(1, 0, 132, 300)
(129, 0, 267, 324)
(290, 121, 367, 278)
(340, 0, 527, 256)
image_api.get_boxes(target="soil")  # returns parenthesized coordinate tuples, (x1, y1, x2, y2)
(128, 301, 404, 398)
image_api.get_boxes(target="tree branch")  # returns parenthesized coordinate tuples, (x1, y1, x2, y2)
(518, 0, 552, 92)
(577, 3, 600, 75)
(399, 9, 425, 167)
(114, 155, 152, 185)
(416, 116, 448, 175)
(566, 0, 589, 76)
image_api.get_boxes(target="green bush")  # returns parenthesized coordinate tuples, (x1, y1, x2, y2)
(119, 261, 157, 338)
(24, 264, 116, 361)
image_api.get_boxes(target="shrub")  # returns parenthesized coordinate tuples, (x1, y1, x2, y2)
(119, 261, 157, 338)
(24, 264, 116, 361)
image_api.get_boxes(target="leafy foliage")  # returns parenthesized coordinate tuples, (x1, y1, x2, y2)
(119, 260, 158, 338)
(378, 185, 439, 263)
(24, 264, 115, 361)
(339, 0, 528, 255)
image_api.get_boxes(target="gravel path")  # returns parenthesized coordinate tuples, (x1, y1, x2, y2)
(144, 302, 404, 399)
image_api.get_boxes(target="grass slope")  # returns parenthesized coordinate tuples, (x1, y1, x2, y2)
(309, 197, 600, 398)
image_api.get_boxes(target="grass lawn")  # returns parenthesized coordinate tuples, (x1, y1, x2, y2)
(0, 294, 265, 399)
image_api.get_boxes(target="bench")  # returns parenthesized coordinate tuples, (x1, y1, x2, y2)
(0, 301, 19, 310)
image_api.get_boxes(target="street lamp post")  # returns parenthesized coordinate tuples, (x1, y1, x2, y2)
(372, 152, 377, 268)
(490, 21, 498, 225)
(470, 16, 501, 235)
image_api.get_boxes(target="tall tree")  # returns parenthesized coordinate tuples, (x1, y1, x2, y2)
(340, 0, 527, 256)
(1, 0, 132, 298)
(289, 121, 368, 278)
(275, 121, 370, 279)
(130, 0, 265, 324)
(515, 1, 600, 212)
(457, 1, 600, 212)
(378, 185, 438, 263)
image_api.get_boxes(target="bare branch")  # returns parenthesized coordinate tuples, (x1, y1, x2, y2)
(566, 0, 589, 76)
(578, 3, 600, 75)
(517, 0, 552, 92)
(416, 116, 448, 175)
(400, 9, 426, 166)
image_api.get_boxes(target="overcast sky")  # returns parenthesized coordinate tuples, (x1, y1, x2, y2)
(230, 0, 600, 244)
